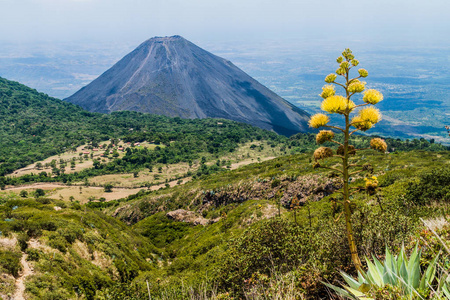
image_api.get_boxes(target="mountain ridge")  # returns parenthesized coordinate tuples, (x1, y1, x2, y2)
(65, 35, 311, 136)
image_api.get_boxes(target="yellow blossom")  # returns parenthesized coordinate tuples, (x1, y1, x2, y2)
(321, 96, 355, 114)
(363, 89, 383, 104)
(336, 67, 346, 75)
(365, 177, 378, 195)
(325, 74, 337, 83)
(351, 116, 373, 131)
(313, 147, 333, 161)
(358, 68, 369, 77)
(336, 56, 343, 63)
(348, 80, 366, 93)
(320, 85, 336, 99)
(370, 138, 387, 153)
(309, 113, 329, 128)
(359, 106, 381, 124)
(351, 59, 359, 66)
(340, 61, 350, 69)
(316, 130, 334, 144)
(342, 49, 354, 60)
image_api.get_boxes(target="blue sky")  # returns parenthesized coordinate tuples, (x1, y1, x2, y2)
(1, 0, 449, 46)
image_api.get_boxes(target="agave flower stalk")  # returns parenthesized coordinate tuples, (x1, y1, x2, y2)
(309, 49, 387, 273)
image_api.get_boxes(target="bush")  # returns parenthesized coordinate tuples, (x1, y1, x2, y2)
(17, 233, 29, 251)
(48, 233, 68, 253)
(0, 250, 22, 277)
(406, 168, 450, 204)
(26, 248, 40, 261)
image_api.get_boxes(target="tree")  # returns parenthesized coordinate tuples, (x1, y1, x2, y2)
(309, 48, 386, 272)
(104, 183, 113, 193)
(34, 188, 45, 198)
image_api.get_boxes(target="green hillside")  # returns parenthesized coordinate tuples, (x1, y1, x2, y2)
(2, 149, 448, 299)
(0, 77, 284, 177)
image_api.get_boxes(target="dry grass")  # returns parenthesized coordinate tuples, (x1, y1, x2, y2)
(11, 140, 163, 177)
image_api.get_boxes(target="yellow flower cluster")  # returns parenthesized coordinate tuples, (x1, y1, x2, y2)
(309, 113, 329, 128)
(316, 130, 334, 144)
(363, 89, 383, 104)
(340, 61, 350, 69)
(348, 80, 366, 93)
(336, 56, 343, 63)
(321, 95, 355, 114)
(313, 147, 333, 161)
(364, 176, 378, 195)
(359, 107, 381, 124)
(342, 48, 354, 60)
(336, 67, 345, 75)
(351, 59, 359, 66)
(370, 138, 387, 153)
(358, 68, 369, 77)
(351, 116, 373, 131)
(320, 85, 336, 99)
(325, 74, 337, 83)
(337, 145, 356, 156)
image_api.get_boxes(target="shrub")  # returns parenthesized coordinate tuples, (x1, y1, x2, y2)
(48, 233, 68, 253)
(0, 250, 22, 277)
(17, 233, 29, 251)
(406, 168, 450, 204)
(26, 248, 40, 261)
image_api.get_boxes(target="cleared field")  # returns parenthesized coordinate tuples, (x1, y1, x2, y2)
(4, 141, 282, 203)
(11, 140, 162, 177)
(76, 141, 282, 188)
(2, 177, 190, 204)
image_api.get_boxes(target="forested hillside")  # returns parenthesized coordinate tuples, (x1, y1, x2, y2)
(0, 77, 282, 176)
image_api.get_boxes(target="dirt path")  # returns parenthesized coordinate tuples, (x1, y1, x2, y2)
(14, 253, 33, 300)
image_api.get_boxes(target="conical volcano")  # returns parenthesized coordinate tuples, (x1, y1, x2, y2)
(65, 35, 310, 136)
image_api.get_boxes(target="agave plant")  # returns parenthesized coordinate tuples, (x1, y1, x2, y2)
(323, 245, 450, 299)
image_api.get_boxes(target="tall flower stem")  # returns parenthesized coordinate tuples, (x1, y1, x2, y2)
(309, 48, 386, 273)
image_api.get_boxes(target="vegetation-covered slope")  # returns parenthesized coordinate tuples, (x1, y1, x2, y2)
(90, 149, 449, 299)
(0, 194, 159, 299)
(0, 76, 285, 176)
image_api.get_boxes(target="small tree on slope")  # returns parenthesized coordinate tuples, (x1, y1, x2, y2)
(309, 48, 387, 273)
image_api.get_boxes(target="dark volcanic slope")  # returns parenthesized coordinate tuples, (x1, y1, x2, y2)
(65, 35, 310, 135)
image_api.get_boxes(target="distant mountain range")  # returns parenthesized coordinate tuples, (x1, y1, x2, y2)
(65, 36, 310, 136)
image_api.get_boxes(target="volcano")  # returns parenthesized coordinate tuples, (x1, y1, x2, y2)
(65, 35, 310, 136)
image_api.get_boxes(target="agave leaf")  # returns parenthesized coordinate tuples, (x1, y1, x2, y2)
(407, 245, 421, 289)
(442, 283, 450, 299)
(384, 247, 398, 286)
(365, 257, 383, 287)
(419, 252, 439, 291)
(399, 259, 410, 294)
(341, 271, 364, 290)
(322, 281, 357, 300)
(358, 283, 371, 293)
(372, 255, 385, 275)
(343, 285, 374, 300)
(426, 252, 439, 286)
(397, 244, 406, 273)
(358, 271, 366, 283)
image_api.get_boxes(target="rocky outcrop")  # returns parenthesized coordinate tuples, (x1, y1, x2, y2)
(166, 209, 215, 226)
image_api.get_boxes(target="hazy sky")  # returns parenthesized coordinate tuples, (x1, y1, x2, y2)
(1, 0, 449, 46)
